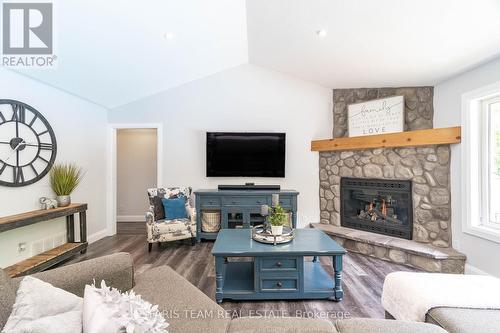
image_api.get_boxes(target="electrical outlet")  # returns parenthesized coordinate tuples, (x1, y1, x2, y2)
(17, 242, 27, 253)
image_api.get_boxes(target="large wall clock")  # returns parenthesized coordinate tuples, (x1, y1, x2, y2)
(0, 100, 57, 187)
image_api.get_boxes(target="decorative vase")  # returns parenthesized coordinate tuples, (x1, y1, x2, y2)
(271, 225, 283, 236)
(56, 195, 71, 207)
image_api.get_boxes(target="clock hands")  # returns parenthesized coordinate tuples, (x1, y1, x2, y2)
(4, 139, 25, 162)
(0, 141, 45, 148)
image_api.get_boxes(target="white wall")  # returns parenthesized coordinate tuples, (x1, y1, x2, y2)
(117, 129, 157, 220)
(0, 69, 108, 268)
(434, 56, 500, 277)
(108, 64, 333, 227)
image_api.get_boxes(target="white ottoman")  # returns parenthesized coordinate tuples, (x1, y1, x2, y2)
(381, 271, 500, 322)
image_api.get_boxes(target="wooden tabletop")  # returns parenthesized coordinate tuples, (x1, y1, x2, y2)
(212, 228, 346, 256)
(0, 203, 87, 233)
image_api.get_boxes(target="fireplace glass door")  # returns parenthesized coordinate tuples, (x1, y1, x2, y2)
(340, 177, 413, 239)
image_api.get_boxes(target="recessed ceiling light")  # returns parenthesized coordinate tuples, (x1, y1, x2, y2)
(316, 29, 327, 38)
(164, 32, 174, 40)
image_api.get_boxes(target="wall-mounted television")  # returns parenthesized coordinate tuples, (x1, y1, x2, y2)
(206, 132, 285, 177)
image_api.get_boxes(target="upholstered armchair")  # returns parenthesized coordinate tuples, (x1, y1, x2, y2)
(146, 187, 196, 251)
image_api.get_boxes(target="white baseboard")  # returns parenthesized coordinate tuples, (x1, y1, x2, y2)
(465, 263, 490, 275)
(87, 229, 109, 244)
(117, 215, 144, 222)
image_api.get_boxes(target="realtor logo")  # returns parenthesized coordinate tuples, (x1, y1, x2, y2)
(2, 2, 56, 67)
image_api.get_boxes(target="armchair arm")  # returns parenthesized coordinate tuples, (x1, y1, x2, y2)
(146, 205, 155, 225)
(186, 205, 197, 224)
(12, 252, 134, 297)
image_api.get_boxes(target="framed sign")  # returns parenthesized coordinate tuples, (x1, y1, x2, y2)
(347, 95, 404, 137)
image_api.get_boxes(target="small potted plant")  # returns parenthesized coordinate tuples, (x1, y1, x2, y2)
(268, 205, 288, 236)
(49, 163, 83, 207)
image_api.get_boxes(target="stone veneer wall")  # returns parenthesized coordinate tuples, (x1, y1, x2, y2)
(332, 87, 433, 138)
(320, 87, 453, 248)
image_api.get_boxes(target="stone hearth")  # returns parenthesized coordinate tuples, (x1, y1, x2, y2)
(311, 223, 465, 273)
(317, 87, 465, 273)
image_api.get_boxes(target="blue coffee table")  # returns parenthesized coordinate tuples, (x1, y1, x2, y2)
(211, 228, 346, 303)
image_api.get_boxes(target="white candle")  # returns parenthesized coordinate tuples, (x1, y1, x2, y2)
(260, 205, 269, 216)
(272, 193, 280, 207)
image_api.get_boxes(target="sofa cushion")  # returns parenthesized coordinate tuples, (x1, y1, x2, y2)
(426, 307, 500, 333)
(3, 276, 82, 333)
(11, 252, 134, 297)
(151, 219, 193, 240)
(83, 281, 168, 333)
(228, 317, 337, 333)
(335, 318, 447, 333)
(133, 265, 230, 333)
(0, 269, 16, 330)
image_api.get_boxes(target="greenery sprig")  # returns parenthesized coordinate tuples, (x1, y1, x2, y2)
(49, 163, 83, 196)
(268, 205, 288, 226)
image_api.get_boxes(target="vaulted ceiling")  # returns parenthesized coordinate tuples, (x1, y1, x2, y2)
(14, 0, 249, 108)
(13, 0, 500, 108)
(246, 0, 500, 89)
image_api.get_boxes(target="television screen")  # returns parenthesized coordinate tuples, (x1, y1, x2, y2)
(206, 132, 285, 177)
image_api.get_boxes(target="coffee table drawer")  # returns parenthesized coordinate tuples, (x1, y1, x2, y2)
(260, 278, 298, 292)
(260, 257, 298, 271)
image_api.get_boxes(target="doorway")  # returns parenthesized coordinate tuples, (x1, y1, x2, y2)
(107, 124, 163, 236)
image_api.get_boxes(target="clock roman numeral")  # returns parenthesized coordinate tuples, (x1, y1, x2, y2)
(30, 164, 39, 177)
(28, 114, 38, 127)
(13, 167, 24, 184)
(0, 161, 6, 175)
(0, 111, 5, 124)
(11, 104, 26, 123)
(39, 142, 53, 151)
(38, 156, 49, 164)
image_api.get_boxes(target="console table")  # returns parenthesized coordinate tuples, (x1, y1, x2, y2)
(194, 189, 299, 242)
(212, 229, 346, 303)
(1, 204, 88, 277)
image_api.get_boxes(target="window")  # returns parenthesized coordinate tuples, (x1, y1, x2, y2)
(481, 96, 500, 229)
(462, 84, 500, 244)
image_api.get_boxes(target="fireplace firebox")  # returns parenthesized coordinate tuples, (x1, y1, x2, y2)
(340, 178, 413, 240)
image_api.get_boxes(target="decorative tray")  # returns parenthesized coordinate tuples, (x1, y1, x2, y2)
(252, 225, 295, 245)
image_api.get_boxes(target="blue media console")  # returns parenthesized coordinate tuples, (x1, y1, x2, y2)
(194, 189, 299, 242)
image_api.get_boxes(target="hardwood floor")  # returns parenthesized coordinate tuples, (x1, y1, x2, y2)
(117, 221, 144, 234)
(67, 230, 419, 320)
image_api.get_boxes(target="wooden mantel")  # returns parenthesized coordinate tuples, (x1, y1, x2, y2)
(311, 126, 461, 152)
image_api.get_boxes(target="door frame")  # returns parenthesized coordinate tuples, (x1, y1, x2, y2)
(106, 123, 163, 236)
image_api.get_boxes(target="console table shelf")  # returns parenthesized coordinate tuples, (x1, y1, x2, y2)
(310, 126, 461, 152)
(1, 203, 88, 278)
(4, 242, 87, 278)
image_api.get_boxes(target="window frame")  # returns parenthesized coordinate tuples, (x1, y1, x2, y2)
(462, 82, 500, 244)
(480, 96, 500, 230)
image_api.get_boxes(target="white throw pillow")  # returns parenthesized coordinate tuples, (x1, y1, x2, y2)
(83, 280, 168, 333)
(2, 276, 83, 333)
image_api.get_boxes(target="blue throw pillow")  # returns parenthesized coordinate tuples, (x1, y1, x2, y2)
(161, 196, 188, 220)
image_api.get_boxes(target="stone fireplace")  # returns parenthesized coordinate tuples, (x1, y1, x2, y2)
(340, 177, 413, 240)
(313, 87, 466, 273)
(320, 144, 452, 247)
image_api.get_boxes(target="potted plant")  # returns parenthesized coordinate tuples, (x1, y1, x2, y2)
(268, 205, 288, 236)
(49, 163, 83, 207)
